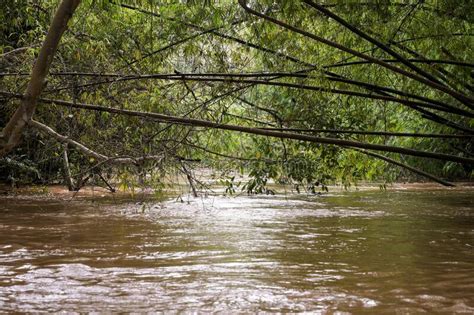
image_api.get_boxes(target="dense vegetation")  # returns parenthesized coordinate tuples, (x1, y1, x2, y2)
(1, 0, 473, 193)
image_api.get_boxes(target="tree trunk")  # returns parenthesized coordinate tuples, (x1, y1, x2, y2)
(0, 0, 81, 157)
(62, 143, 75, 191)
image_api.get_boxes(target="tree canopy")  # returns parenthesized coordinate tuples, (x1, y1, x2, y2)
(1, 0, 473, 192)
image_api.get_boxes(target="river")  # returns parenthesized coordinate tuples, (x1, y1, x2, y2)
(0, 188, 473, 312)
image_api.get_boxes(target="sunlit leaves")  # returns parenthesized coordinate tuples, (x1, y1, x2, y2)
(1, 0, 472, 188)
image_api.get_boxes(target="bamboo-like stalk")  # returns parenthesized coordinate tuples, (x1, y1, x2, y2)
(24, 96, 474, 165)
(238, 0, 474, 109)
(0, 0, 81, 157)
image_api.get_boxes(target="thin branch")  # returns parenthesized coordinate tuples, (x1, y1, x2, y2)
(259, 128, 472, 138)
(7, 71, 466, 117)
(117, 2, 313, 68)
(0, 45, 39, 59)
(303, 0, 444, 87)
(237, 97, 284, 123)
(352, 148, 455, 187)
(183, 140, 270, 162)
(180, 161, 198, 197)
(120, 18, 246, 70)
(4, 70, 465, 117)
(29, 120, 163, 165)
(238, 0, 474, 108)
(30, 119, 108, 161)
(0, 0, 81, 157)
(325, 59, 474, 69)
(24, 96, 474, 165)
(393, 42, 474, 93)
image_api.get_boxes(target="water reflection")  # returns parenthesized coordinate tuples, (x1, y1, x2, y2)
(0, 190, 473, 312)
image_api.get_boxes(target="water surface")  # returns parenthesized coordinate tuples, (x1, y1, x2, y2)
(0, 189, 473, 312)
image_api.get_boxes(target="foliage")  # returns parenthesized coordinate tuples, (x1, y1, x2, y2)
(0, 0, 473, 192)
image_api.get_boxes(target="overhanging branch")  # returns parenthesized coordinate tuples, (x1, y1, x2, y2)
(29, 120, 163, 165)
(0, 0, 81, 157)
(237, 0, 474, 109)
(22, 96, 474, 165)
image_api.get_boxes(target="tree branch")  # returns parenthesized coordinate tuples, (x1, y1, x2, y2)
(238, 0, 474, 109)
(23, 96, 474, 165)
(303, 0, 444, 87)
(29, 120, 163, 165)
(352, 148, 455, 187)
(0, 0, 81, 157)
(259, 127, 472, 138)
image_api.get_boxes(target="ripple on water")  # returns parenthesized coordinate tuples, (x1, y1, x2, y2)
(0, 191, 473, 312)
(140, 195, 386, 221)
(1, 262, 378, 312)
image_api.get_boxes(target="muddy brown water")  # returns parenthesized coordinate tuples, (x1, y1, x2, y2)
(0, 189, 473, 313)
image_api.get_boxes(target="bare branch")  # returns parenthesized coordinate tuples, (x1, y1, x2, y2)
(29, 120, 163, 165)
